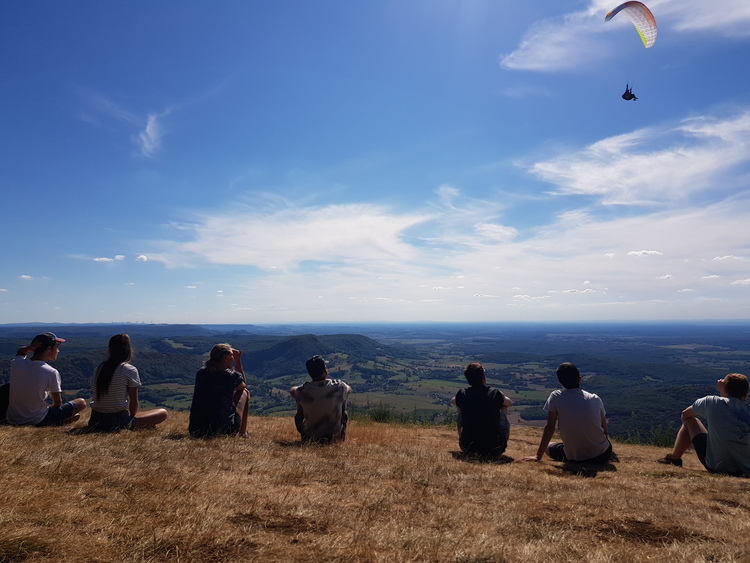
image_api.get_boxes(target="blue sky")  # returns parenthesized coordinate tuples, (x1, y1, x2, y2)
(2, 0, 750, 324)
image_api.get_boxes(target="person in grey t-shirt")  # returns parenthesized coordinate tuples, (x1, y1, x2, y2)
(658, 373, 750, 476)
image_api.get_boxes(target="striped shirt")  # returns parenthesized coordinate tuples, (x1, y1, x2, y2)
(91, 362, 141, 414)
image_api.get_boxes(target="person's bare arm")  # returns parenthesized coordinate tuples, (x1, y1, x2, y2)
(232, 349, 244, 376)
(128, 387, 140, 417)
(681, 406, 696, 422)
(50, 391, 63, 407)
(519, 411, 557, 462)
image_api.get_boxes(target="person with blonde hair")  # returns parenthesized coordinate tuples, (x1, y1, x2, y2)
(189, 343, 250, 438)
(88, 334, 168, 432)
(658, 373, 750, 476)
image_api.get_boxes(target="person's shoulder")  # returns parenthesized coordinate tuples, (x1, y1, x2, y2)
(119, 362, 138, 374)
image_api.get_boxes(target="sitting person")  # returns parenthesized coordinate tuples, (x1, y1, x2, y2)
(658, 373, 750, 476)
(451, 362, 512, 458)
(88, 334, 168, 432)
(290, 355, 352, 443)
(7, 332, 87, 426)
(189, 343, 250, 438)
(521, 362, 612, 464)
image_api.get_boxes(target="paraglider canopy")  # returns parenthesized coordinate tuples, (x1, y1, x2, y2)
(605, 1, 657, 48)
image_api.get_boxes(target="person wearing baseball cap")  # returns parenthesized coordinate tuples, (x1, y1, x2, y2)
(7, 332, 87, 426)
(289, 355, 352, 443)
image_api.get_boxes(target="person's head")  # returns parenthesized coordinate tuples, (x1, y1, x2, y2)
(107, 333, 132, 365)
(205, 343, 233, 372)
(722, 373, 748, 400)
(556, 362, 581, 389)
(305, 355, 328, 380)
(463, 362, 486, 386)
(30, 332, 65, 361)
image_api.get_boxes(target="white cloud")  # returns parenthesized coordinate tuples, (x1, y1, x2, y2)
(153, 203, 430, 272)
(730, 279, 750, 286)
(19, 275, 32, 280)
(135, 113, 166, 158)
(629, 250, 664, 257)
(530, 112, 750, 205)
(115, 255, 125, 261)
(79, 90, 171, 158)
(713, 255, 746, 261)
(93, 257, 114, 262)
(0, 288, 7, 292)
(500, 11, 605, 72)
(501, 1, 750, 74)
(656, 274, 674, 279)
(136, 255, 148, 262)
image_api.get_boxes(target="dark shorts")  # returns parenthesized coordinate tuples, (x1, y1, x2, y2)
(549, 440, 613, 464)
(690, 433, 743, 476)
(36, 401, 78, 427)
(88, 409, 134, 432)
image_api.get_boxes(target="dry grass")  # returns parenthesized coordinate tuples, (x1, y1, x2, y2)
(1, 413, 750, 563)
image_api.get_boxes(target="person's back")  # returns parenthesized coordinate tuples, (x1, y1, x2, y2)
(522, 362, 611, 464)
(455, 385, 510, 457)
(693, 394, 750, 475)
(189, 367, 242, 437)
(91, 362, 140, 414)
(293, 378, 350, 442)
(545, 387, 610, 461)
(7, 356, 60, 425)
(290, 355, 352, 443)
(453, 362, 512, 458)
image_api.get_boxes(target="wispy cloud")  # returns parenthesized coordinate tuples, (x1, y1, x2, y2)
(529, 112, 750, 205)
(135, 113, 168, 158)
(77, 89, 170, 158)
(501, 0, 750, 73)
(153, 203, 431, 272)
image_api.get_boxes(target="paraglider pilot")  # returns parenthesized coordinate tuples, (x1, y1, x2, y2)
(622, 84, 637, 101)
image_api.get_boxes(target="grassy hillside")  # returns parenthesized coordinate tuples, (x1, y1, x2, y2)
(1, 413, 749, 562)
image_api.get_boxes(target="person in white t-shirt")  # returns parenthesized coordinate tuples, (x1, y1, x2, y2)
(7, 332, 87, 427)
(521, 362, 612, 464)
(89, 333, 168, 432)
(290, 355, 351, 444)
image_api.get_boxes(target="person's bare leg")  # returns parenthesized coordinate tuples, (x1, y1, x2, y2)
(235, 388, 250, 437)
(63, 397, 87, 424)
(670, 417, 707, 460)
(132, 408, 168, 430)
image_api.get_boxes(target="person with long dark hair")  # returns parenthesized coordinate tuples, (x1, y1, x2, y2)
(88, 334, 168, 432)
(188, 343, 250, 438)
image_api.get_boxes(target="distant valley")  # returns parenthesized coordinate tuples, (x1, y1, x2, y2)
(2, 321, 749, 442)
